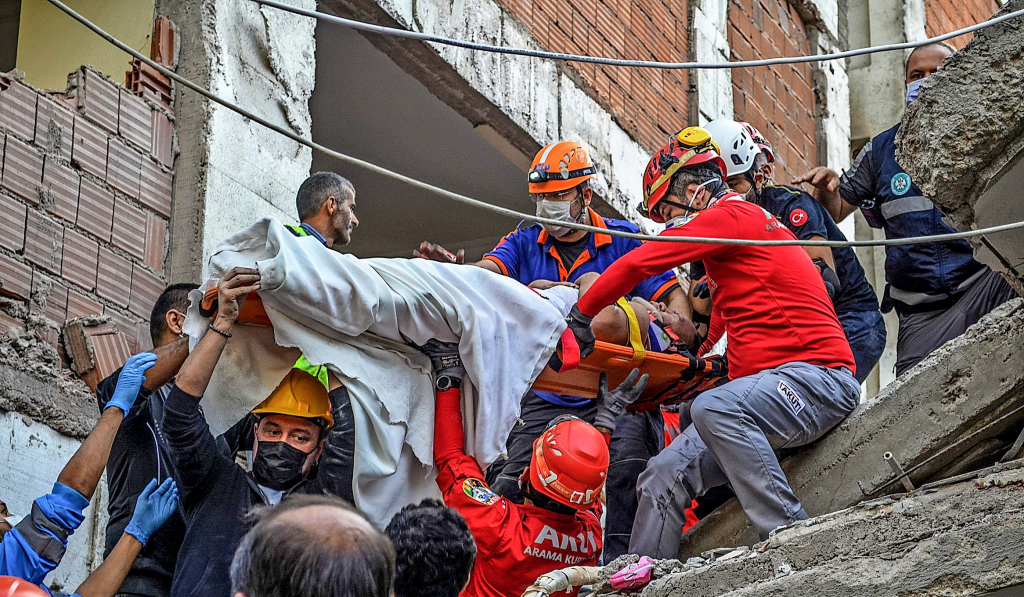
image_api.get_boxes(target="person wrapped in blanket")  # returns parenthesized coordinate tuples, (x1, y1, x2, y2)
(0, 353, 179, 597)
(417, 339, 647, 597)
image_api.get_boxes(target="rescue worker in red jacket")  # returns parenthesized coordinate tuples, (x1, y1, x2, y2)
(418, 340, 646, 597)
(565, 126, 861, 558)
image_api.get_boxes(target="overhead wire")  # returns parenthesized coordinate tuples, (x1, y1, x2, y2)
(253, 0, 1024, 70)
(45, 0, 1024, 248)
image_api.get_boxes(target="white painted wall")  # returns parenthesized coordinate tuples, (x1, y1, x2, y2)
(0, 411, 107, 593)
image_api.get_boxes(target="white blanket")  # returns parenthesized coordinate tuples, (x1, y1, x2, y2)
(183, 218, 568, 526)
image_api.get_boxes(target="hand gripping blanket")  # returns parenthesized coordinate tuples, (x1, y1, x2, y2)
(182, 218, 568, 526)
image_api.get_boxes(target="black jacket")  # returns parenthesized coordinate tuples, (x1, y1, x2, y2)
(163, 383, 354, 597)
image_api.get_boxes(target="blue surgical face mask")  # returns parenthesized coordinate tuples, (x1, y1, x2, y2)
(906, 77, 927, 105)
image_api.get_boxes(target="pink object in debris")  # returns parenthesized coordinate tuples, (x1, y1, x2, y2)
(610, 556, 655, 590)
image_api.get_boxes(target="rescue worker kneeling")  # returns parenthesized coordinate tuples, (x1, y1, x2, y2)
(566, 127, 861, 558)
(418, 340, 645, 597)
(163, 267, 351, 597)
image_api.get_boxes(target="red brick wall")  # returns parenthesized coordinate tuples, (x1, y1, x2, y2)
(925, 0, 1000, 50)
(728, 0, 817, 183)
(0, 66, 174, 360)
(499, 0, 688, 151)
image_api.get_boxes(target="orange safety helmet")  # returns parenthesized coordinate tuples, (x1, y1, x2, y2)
(0, 578, 50, 597)
(528, 141, 597, 194)
(639, 126, 727, 223)
(251, 369, 334, 429)
(527, 417, 609, 509)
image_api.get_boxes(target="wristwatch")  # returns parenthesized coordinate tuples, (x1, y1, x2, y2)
(435, 375, 463, 391)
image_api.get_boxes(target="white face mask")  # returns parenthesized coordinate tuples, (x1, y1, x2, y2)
(906, 77, 927, 105)
(665, 213, 698, 229)
(536, 196, 583, 238)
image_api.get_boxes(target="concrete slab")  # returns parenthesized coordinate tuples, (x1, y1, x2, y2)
(676, 298, 1024, 556)
(596, 460, 1024, 597)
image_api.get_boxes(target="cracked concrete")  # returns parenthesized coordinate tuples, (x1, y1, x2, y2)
(676, 298, 1024, 557)
(595, 461, 1024, 597)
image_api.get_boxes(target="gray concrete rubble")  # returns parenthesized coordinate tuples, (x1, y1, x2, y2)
(897, 0, 1024, 295)
(676, 298, 1024, 556)
(594, 460, 1024, 597)
(0, 326, 99, 440)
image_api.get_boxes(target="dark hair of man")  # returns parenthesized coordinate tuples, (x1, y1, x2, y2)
(666, 166, 726, 204)
(296, 172, 355, 221)
(904, 42, 956, 76)
(385, 499, 477, 597)
(149, 283, 200, 343)
(230, 494, 395, 597)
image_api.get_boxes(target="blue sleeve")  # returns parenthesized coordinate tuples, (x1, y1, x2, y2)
(632, 269, 680, 302)
(0, 483, 89, 584)
(783, 194, 830, 240)
(483, 226, 527, 280)
(839, 141, 884, 229)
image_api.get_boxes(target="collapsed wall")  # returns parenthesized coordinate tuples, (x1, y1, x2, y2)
(595, 460, 1024, 597)
(676, 298, 1024, 556)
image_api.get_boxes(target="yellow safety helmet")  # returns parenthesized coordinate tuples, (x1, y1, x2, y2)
(251, 369, 334, 429)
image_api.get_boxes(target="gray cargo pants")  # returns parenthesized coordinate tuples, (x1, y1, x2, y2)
(629, 362, 860, 558)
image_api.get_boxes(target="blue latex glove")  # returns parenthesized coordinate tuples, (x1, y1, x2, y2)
(104, 352, 158, 414)
(124, 478, 179, 546)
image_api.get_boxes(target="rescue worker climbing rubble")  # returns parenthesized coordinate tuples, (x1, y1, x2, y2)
(0, 353, 179, 597)
(566, 126, 861, 557)
(414, 141, 695, 560)
(794, 42, 1017, 377)
(418, 338, 647, 597)
(162, 267, 354, 597)
(703, 118, 887, 382)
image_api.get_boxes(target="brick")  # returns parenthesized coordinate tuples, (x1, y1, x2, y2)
(71, 116, 108, 179)
(151, 111, 173, 167)
(0, 309, 24, 336)
(129, 264, 163, 318)
(31, 274, 68, 326)
(0, 253, 32, 301)
(24, 210, 63, 274)
(112, 198, 147, 261)
(118, 88, 152, 152)
(41, 158, 80, 223)
(140, 157, 174, 218)
(0, 78, 37, 141)
(34, 95, 75, 163)
(144, 213, 166, 272)
(104, 308, 140, 352)
(77, 178, 115, 241)
(0, 192, 27, 252)
(61, 227, 99, 291)
(1, 136, 44, 205)
(96, 246, 132, 308)
(106, 137, 142, 199)
(66, 288, 103, 320)
(76, 68, 120, 134)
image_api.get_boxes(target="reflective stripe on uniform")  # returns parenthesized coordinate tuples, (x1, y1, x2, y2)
(879, 195, 935, 219)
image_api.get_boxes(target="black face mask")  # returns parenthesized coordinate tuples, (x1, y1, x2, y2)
(251, 439, 314, 490)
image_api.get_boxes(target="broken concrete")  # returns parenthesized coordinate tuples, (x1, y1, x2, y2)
(0, 327, 99, 440)
(676, 298, 1024, 556)
(594, 460, 1024, 597)
(897, 0, 1024, 294)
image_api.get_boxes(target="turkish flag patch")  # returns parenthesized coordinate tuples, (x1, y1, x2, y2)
(789, 209, 808, 227)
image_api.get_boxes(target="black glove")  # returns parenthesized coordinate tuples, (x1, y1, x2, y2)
(812, 258, 841, 301)
(414, 339, 465, 380)
(595, 369, 649, 432)
(566, 304, 596, 359)
(692, 276, 711, 300)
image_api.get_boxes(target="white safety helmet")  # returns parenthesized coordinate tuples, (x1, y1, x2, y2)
(703, 119, 759, 177)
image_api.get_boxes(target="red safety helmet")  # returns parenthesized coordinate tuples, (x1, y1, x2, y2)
(640, 127, 727, 223)
(527, 417, 609, 509)
(528, 141, 597, 194)
(0, 577, 50, 597)
(740, 121, 775, 163)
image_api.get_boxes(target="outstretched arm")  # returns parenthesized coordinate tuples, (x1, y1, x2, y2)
(414, 241, 504, 274)
(74, 478, 178, 597)
(792, 167, 857, 222)
(59, 352, 157, 499)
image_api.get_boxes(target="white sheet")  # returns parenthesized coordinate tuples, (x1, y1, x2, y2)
(183, 218, 568, 526)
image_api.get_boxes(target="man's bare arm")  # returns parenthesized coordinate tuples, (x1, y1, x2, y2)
(142, 337, 189, 392)
(793, 167, 857, 222)
(414, 241, 504, 275)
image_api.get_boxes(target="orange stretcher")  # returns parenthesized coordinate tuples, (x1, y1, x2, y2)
(199, 288, 728, 410)
(533, 341, 728, 412)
